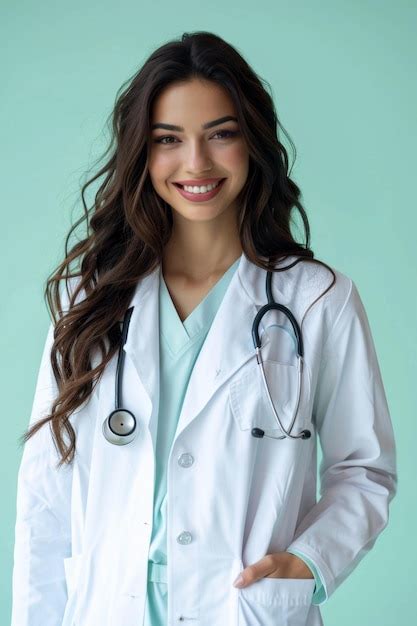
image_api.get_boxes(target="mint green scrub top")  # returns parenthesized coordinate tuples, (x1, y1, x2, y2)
(142, 258, 325, 626)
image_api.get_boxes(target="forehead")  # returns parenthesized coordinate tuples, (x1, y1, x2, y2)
(150, 79, 236, 121)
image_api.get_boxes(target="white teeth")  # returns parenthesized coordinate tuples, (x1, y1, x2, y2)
(182, 180, 222, 193)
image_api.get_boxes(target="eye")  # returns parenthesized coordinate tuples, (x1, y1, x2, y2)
(211, 129, 239, 139)
(154, 135, 177, 145)
(153, 129, 239, 144)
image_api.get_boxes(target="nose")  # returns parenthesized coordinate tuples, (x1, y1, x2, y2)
(185, 139, 214, 173)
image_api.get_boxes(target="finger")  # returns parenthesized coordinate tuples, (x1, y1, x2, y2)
(233, 554, 276, 588)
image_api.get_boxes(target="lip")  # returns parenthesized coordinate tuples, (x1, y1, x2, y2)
(173, 177, 226, 203)
(173, 177, 225, 186)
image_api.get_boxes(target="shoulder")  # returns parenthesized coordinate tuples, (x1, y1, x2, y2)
(273, 255, 361, 336)
(276, 253, 352, 302)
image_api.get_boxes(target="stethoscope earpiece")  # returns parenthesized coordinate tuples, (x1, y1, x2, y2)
(251, 428, 311, 440)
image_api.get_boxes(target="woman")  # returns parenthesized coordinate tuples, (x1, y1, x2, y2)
(11, 31, 397, 626)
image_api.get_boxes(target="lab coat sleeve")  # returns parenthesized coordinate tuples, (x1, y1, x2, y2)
(286, 548, 326, 604)
(286, 278, 398, 606)
(11, 320, 74, 625)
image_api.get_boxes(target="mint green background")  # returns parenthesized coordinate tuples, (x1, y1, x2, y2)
(2, 2, 415, 624)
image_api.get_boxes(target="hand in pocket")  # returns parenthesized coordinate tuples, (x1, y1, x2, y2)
(233, 551, 314, 588)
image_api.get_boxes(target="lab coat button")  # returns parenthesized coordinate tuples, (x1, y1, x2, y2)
(178, 453, 194, 468)
(177, 531, 193, 545)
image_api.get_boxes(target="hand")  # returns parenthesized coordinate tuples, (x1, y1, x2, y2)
(233, 551, 314, 588)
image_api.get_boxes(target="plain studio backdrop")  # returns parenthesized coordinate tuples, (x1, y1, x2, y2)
(1, 2, 415, 625)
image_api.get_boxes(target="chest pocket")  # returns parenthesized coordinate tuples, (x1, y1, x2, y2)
(229, 352, 312, 436)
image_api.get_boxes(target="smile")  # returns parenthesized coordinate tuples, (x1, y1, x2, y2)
(172, 178, 226, 203)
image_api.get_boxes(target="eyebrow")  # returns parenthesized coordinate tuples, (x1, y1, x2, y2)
(151, 115, 238, 132)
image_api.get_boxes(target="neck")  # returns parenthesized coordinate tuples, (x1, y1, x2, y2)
(162, 212, 242, 280)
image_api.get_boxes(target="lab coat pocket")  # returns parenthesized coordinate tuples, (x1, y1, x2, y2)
(238, 576, 315, 626)
(230, 358, 311, 435)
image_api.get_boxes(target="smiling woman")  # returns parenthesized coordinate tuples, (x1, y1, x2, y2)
(12, 30, 396, 626)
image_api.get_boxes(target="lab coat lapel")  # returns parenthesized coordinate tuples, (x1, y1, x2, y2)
(173, 252, 285, 442)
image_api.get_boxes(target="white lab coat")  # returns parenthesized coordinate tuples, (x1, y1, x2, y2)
(11, 253, 397, 626)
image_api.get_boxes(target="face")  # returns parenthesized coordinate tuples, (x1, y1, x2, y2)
(148, 78, 250, 225)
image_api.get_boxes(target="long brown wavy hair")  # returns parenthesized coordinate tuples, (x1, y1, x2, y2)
(19, 30, 336, 468)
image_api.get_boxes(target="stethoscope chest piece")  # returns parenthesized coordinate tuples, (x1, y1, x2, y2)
(102, 306, 139, 445)
(102, 409, 137, 445)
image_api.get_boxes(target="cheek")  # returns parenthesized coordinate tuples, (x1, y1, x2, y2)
(222, 144, 249, 171)
(148, 151, 179, 182)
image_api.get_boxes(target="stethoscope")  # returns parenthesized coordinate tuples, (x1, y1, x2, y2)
(102, 269, 311, 445)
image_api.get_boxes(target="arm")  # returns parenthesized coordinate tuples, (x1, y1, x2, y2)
(286, 279, 398, 605)
(11, 321, 74, 626)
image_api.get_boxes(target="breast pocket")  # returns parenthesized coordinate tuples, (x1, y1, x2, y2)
(229, 356, 312, 438)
